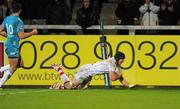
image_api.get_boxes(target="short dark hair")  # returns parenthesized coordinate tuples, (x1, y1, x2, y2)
(12, 2, 22, 13)
(114, 51, 125, 63)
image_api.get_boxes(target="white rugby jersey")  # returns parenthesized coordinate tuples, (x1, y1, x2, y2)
(89, 57, 120, 76)
(74, 57, 120, 81)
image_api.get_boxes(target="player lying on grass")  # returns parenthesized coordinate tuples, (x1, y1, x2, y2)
(50, 51, 135, 90)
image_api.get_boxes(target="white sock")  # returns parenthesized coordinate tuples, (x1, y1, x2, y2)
(60, 74, 70, 83)
(0, 69, 12, 87)
(57, 69, 70, 83)
(0, 65, 10, 72)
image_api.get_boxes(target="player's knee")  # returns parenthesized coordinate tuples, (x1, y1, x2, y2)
(10, 66, 17, 72)
(64, 81, 73, 89)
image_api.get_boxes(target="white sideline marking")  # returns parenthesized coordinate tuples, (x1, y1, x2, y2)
(0, 89, 50, 96)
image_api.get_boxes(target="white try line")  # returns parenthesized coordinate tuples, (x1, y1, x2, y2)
(0, 89, 51, 96)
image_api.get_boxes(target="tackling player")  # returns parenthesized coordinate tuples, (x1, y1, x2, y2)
(50, 51, 135, 89)
(0, 2, 38, 88)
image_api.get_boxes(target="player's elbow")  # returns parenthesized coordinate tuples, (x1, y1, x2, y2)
(111, 77, 118, 81)
(18, 32, 25, 39)
(110, 74, 119, 81)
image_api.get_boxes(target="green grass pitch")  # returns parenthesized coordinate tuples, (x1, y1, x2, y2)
(0, 88, 180, 109)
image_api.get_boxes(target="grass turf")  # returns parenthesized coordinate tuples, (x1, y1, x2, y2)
(0, 88, 180, 109)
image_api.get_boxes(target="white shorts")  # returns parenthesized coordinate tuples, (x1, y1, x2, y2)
(74, 64, 92, 83)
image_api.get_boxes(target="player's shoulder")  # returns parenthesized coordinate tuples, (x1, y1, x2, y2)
(17, 17, 23, 24)
(107, 57, 116, 65)
(17, 17, 22, 21)
(4, 15, 10, 21)
(5, 15, 18, 21)
(108, 57, 115, 62)
(2, 16, 11, 23)
(6, 15, 15, 19)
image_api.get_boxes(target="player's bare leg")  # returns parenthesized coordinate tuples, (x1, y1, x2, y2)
(0, 58, 18, 88)
(78, 76, 92, 89)
(51, 64, 73, 89)
(17, 56, 24, 68)
(0, 56, 24, 88)
(70, 77, 83, 89)
(9, 58, 19, 72)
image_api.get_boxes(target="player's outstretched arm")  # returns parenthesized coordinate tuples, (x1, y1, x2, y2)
(18, 29, 38, 39)
(113, 69, 136, 88)
(118, 75, 136, 88)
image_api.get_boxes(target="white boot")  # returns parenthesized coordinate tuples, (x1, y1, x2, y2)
(0, 65, 10, 72)
(0, 69, 12, 88)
